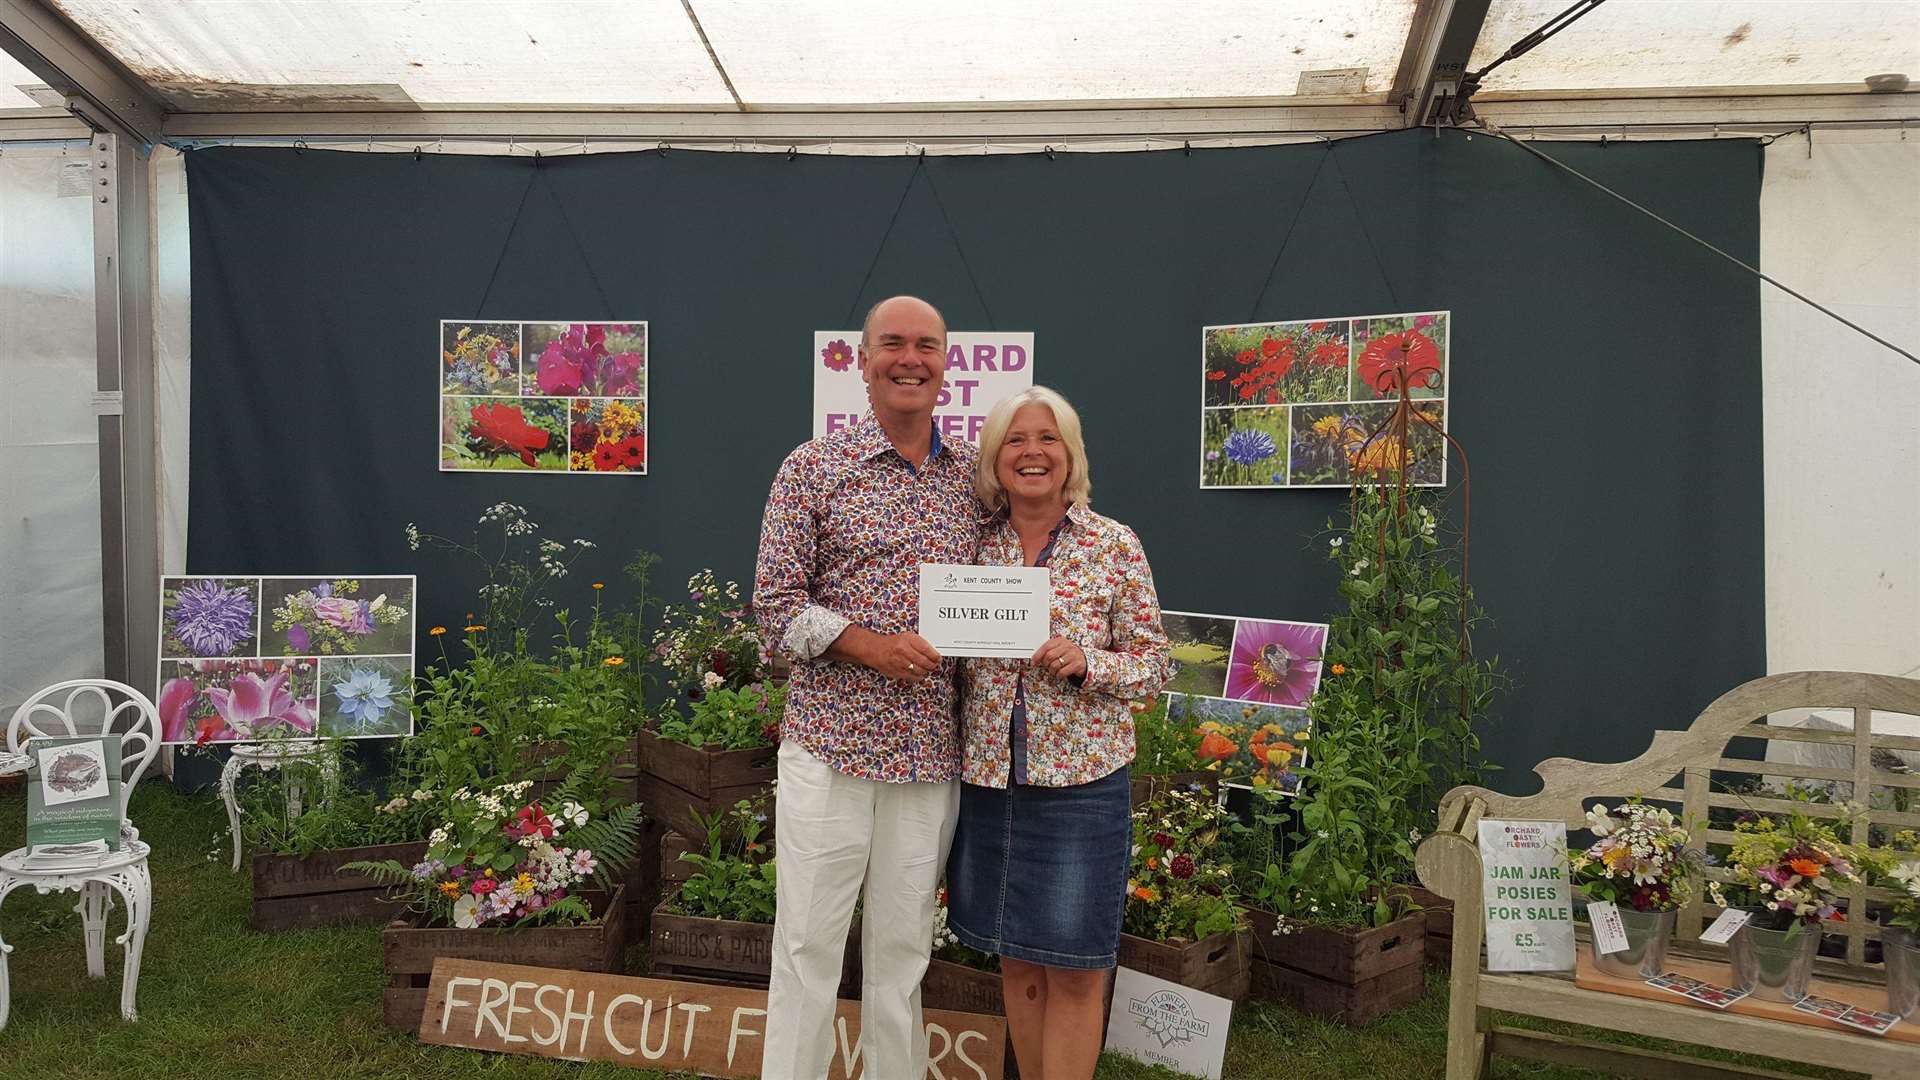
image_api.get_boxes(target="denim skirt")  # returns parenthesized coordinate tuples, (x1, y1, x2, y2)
(945, 765, 1130, 970)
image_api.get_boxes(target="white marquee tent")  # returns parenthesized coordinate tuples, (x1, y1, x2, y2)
(1, 0, 1916, 721)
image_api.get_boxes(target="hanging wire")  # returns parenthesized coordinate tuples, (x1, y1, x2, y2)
(1480, 121, 1920, 368)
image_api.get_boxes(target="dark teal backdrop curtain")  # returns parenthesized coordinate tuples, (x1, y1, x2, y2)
(185, 129, 1765, 789)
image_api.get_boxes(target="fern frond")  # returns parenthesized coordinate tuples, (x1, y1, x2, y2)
(341, 859, 415, 887)
(569, 802, 644, 879)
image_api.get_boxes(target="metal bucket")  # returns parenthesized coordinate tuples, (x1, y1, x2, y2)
(1728, 920, 1820, 1002)
(1590, 906, 1677, 980)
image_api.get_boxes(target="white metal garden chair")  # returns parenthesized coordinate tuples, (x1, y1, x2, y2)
(0, 679, 160, 1031)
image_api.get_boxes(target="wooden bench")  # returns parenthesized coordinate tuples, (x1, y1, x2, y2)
(1416, 671, 1920, 1079)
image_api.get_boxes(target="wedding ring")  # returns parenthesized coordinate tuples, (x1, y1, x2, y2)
(908, 662, 918, 673)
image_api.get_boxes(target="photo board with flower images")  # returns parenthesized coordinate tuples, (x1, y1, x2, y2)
(439, 320, 648, 474)
(156, 575, 417, 745)
(812, 330, 1034, 442)
(1200, 310, 1449, 489)
(1159, 610, 1329, 794)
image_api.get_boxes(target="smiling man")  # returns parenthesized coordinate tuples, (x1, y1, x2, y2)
(752, 295, 983, 1079)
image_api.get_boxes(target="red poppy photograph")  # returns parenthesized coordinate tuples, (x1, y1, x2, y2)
(1202, 318, 1351, 408)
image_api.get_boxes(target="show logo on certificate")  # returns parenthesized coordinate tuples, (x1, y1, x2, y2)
(439, 320, 648, 474)
(1199, 311, 1449, 490)
(813, 330, 1033, 443)
(156, 574, 418, 745)
(1153, 610, 1330, 795)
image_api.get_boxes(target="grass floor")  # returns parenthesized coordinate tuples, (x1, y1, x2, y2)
(0, 782, 1867, 1080)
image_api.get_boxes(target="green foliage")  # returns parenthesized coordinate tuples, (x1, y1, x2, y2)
(656, 684, 785, 751)
(653, 569, 765, 695)
(227, 741, 434, 858)
(670, 798, 777, 924)
(1123, 789, 1243, 943)
(1130, 696, 1203, 776)
(1243, 480, 1500, 929)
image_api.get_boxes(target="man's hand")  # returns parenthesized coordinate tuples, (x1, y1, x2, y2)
(827, 626, 944, 683)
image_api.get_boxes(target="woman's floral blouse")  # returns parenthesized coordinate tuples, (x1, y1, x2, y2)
(961, 504, 1173, 787)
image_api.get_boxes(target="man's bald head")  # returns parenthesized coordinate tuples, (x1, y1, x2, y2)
(861, 296, 947, 348)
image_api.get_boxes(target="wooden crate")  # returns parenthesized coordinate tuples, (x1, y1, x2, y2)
(634, 727, 776, 843)
(649, 892, 859, 996)
(380, 885, 627, 1029)
(524, 738, 641, 805)
(1117, 927, 1251, 1002)
(1244, 907, 1427, 1026)
(922, 957, 1005, 1016)
(1391, 883, 1455, 968)
(249, 840, 427, 931)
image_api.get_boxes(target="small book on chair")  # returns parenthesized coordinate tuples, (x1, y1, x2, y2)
(24, 736, 122, 868)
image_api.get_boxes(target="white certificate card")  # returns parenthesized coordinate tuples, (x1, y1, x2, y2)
(918, 563, 1051, 659)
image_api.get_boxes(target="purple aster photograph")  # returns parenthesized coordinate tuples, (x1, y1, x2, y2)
(161, 576, 261, 659)
(1224, 619, 1329, 707)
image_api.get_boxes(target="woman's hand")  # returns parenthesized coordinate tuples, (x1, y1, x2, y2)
(1031, 637, 1087, 680)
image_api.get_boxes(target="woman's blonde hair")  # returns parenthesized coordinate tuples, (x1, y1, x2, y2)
(975, 385, 1092, 512)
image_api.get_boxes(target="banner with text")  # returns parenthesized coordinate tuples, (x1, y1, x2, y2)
(813, 331, 1033, 443)
(420, 958, 1006, 1079)
(1477, 818, 1575, 972)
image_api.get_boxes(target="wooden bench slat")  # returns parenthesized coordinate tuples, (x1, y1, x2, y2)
(1487, 1026, 1817, 1080)
(1712, 758, 1920, 789)
(1740, 722, 1920, 752)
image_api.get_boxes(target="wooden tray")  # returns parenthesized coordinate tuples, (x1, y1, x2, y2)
(1572, 952, 1917, 1044)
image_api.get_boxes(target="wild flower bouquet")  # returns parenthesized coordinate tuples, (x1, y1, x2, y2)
(670, 798, 775, 924)
(653, 570, 765, 695)
(1124, 789, 1243, 943)
(1572, 802, 1701, 912)
(1855, 830, 1920, 933)
(350, 779, 641, 929)
(656, 683, 786, 751)
(1709, 813, 1861, 930)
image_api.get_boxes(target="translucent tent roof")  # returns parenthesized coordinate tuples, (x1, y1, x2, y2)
(11, 0, 1920, 113)
(1, 48, 47, 108)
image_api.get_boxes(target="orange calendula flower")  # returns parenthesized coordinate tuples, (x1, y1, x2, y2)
(1133, 886, 1159, 902)
(429, 626, 447, 636)
(437, 881, 462, 897)
(465, 624, 486, 633)
(603, 656, 625, 667)
(1788, 858, 1823, 878)
(1330, 663, 1347, 675)
(1146, 857, 1159, 871)
(591, 582, 604, 590)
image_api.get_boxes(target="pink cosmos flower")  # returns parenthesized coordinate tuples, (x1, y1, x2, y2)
(1224, 620, 1326, 707)
(820, 339, 854, 372)
(203, 668, 316, 738)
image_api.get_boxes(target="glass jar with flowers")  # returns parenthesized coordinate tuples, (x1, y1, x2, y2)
(1710, 812, 1862, 1001)
(1855, 830, 1920, 1018)
(1571, 802, 1700, 978)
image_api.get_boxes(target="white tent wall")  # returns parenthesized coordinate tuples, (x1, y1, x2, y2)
(156, 144, 190, 579)
(0, 142, 101, 717)
(1759, 129, 1920, 684)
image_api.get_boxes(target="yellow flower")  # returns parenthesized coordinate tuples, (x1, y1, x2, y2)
(512, 873, 536, 898)
(603, 656, 625, 667)
(1311, 415, 1345, 440)
(591, 582, 605, 590)
(437, 881, 462, 898)
(429, 626, 447, 636)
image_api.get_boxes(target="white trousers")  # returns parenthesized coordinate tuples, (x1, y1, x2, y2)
(762, 740, 960, 1080)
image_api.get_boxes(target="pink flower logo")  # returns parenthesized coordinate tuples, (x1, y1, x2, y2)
(821, 338, 854, 372)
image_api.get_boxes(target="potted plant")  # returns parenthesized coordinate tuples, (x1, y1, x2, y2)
(1127, 695, 1219, 808)
(637, 571, 779, 842)
(1855, 829, 1920, 1018)
(649, 797, 861, 994)
(1121, 788, 1251, 1001)
(1709, 812, 1862, 1002)
(349, 777, 643, 1028)
(1570, 802, 1700, 979)
(226, 741, 436, 930)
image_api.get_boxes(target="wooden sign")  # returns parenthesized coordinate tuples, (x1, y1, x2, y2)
(418, 958, 1006, 1080)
